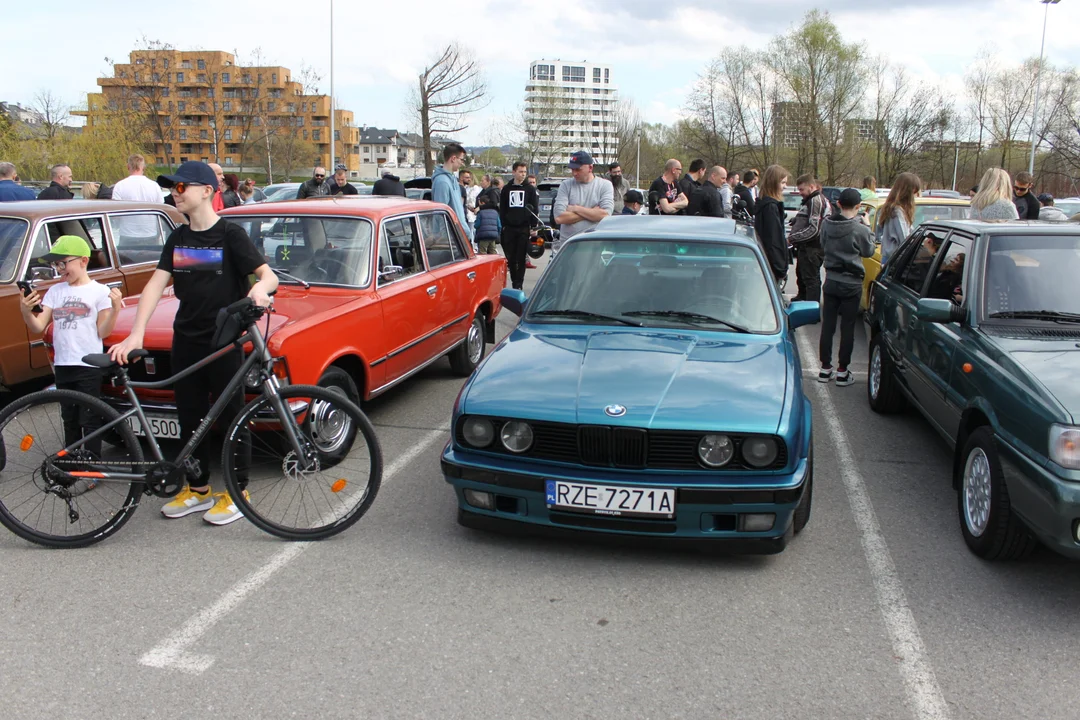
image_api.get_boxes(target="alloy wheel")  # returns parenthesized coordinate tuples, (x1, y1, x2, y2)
(963, 447, 992, 537)
(869, 345, 882, 400)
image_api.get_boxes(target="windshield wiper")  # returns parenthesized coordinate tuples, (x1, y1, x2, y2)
(269, 269, 310, 288)
(623, 310, 751, 333)
(531, 309, 642, 326)
(988, 310, 1080, 324)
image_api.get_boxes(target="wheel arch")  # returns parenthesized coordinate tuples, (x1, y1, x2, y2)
(477, 299, 495, 343)
(953, 405, 994, 489)
(324, 354, 368, 401)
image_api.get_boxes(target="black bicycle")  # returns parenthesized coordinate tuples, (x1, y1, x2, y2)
(0, 297, 382, 548)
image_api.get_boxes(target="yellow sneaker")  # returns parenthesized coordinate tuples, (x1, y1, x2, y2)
(203, 490, 249, 526)
(162, 486, 214, 518)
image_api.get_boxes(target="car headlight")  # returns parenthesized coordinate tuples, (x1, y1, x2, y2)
(500, 421, 534, 453)
(462, 417, 495, 448)
(742, 437, 779, 468)
(1049, 424, 1080, 469)
(245, 366, 263, 388)
(698, 434, 734, 467)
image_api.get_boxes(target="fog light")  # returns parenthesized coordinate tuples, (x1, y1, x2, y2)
(740, 513, 775, 532)
(463, 489, 495, 510)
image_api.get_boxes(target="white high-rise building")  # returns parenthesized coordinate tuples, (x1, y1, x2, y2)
(524, 59, 619, 170)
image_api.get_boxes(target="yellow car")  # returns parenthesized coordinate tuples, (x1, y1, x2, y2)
(859, 196, 971, 309)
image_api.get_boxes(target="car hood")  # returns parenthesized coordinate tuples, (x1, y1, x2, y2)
(987, 334, 1080, 422)
(464, 325, 789, 432)
(105, 285, 355, 350)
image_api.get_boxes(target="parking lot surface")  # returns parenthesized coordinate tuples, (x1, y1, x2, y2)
(2, 256, 1078, 720)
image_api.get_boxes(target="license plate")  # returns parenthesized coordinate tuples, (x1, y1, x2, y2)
(545, 480, 675, 519)
(128, 415, 182, 439)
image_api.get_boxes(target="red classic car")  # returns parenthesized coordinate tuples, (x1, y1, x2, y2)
(103, 196, 506, 437)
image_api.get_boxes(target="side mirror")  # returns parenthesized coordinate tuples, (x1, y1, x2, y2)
(916, 298, 965, 324)
(500, 288, 527, 317)
(28, 265, 55, 281)
(786, 300, 819, 329)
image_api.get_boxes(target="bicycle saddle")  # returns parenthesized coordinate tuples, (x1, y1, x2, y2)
(81, 349, 149, 368)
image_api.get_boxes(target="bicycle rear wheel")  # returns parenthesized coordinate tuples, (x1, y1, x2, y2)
(222, 384, 382, 540)
(0, 389, 144, 548)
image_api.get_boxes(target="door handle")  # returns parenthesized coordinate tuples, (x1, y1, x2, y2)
(426, 285, 438, 297)
(467, 271, 476, 281)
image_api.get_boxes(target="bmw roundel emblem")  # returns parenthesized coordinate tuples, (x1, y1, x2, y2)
(604, 404, 627, 417)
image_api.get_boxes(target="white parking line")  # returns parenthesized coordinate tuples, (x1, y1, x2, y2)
(795, 330, 951, 720)
(139, 425, 450, 675)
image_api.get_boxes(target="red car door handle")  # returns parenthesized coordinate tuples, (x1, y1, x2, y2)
(467, 271, 476, 281)
(427, 285, 438, 297)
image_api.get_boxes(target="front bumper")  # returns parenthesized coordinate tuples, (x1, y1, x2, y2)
(442, 443, 810, 554)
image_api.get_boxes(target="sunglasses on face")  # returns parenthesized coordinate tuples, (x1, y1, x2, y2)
(1014, 185, 1029, 193)
(170, 181, 206, 195)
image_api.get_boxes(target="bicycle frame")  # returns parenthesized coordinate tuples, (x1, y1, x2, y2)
(52, 320, 309, 485)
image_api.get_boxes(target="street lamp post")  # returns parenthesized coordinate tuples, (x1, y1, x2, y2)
(1028, 0, 1060, 175)
(329, 0, 335, 171)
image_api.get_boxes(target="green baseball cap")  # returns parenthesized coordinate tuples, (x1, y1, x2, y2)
(39, 235, 91, 263)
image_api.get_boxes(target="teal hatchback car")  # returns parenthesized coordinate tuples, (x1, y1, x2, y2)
(866, 219, 1080, 560)
(441, 216, 820, 553)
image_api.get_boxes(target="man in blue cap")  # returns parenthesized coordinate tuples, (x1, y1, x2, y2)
(109, 160, 278, 526)
(552, 150, 614, 254)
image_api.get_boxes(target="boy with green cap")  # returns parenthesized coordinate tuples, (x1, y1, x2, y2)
(19, 236, 123, 490)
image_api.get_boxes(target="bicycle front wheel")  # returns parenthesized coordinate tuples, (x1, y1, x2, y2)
(0, 389, 144, 548)
(222, 384, 382, 540)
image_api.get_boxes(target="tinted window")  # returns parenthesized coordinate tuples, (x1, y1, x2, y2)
(111, 213, 169, 265)
(924, 235, 970, 306)
(379, 216, 425, 282)
(985, 233, 1080, 318)
(0, 218, 31, 283)
(894, 230, 937, 294)
(418, 213, 465, 267)
(225, 215, 372, 287)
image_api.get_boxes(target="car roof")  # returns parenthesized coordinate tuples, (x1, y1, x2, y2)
(0, 199, 186, 222)
(219, 195, 444, 219)
(581, 215, 753, 245)
(918, 219, 1080, 235)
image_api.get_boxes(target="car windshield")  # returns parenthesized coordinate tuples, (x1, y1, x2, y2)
(525, 238, 778, 333)
(262, 184, 300, 202)
(0, 217, 31, 283)
(914, 204, 969, 226)
(224, 215, 372, 287)
(783, 194, 802, 211)
(984, 233, 1080, 319)
(1055, 200, 1080, 218)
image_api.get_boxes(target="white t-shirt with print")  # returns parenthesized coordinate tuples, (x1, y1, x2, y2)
(42, 281, 112, 367)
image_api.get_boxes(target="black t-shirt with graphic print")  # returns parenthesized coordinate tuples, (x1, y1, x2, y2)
(157, 219, 265, 343)
(648, 176, 681, 215)
(499, 181, 539, 228)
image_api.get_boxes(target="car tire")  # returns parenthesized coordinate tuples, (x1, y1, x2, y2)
(318, 366, 360, 404)
(956, 427, 1038, 560)
(448, 311, 485, 377)
(867, 334, 907, 414)
(793, 444, 813, 533)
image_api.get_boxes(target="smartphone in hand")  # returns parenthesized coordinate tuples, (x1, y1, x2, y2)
(17, 280, 42, 313)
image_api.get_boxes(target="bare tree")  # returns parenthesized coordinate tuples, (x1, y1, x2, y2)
(987, 58, 1041, 169)
(872, 59, 952, 182)
(411, 44, 488, 174)
(31, 91, 70, 141)
(964, 47, 996, 179)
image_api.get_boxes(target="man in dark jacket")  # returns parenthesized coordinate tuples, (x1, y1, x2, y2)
(679, 159, 706, 212)
(687, 166, 725, 217)
(37, 164, 74, 200)
(296, 167, 330, 199)
(788, 174, 830, 303)
(620, 190, 644, 215)
(372, 171, 406, 196)
(499, 161, 539, 291)
(734, 170, 757, 216)
(1012, 171, 1040, 220)
(329, 165, 359, 195)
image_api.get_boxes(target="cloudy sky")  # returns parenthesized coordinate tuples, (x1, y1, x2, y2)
(7, 0, 1080, 146)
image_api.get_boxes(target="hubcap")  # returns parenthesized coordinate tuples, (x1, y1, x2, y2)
(963, 447, 992, 537)
(869, 345, 882, 399)
(467, 319, 484, 364)
(308, 387, 353, 454)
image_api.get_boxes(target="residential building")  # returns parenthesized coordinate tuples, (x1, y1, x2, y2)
(772, 102, 814, 150)
(844, 118, 885, 145)
(0, 101, 44, 126)
(73, 49, 360, 176)
(919, 140, 983, 154)
(524, 59, 619, 168)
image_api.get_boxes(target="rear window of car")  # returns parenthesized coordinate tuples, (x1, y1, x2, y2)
(914, 204, 969, 225)
(783, 194, 802, 211)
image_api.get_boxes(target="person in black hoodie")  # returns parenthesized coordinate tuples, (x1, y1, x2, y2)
(817, 188, 875, 386)
(687, 166, 726, 217)
(37, 164, 75, 200)
(754, 165, 791, 287)
(499, 161, 539, 290)
(372, 171, 406, 196)
(734, 169, 757, 216)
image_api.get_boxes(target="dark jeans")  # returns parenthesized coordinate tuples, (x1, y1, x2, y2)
(172, 340, 249, 488)
(795, 243, 824, 303)
(818, 280, 862, 369)
(501, 225, 530, 290)
(54, 365, 105, 457)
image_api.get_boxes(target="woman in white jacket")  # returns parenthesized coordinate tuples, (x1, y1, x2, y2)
(876, 172, 920, 265)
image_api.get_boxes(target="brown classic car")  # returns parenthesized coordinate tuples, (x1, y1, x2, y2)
(0, 200, 185, 389)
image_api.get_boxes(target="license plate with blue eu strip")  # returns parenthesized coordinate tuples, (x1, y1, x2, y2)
(545, 480, 675, 519)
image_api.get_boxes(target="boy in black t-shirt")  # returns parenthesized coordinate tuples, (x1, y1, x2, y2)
(109, 161, 278, 526)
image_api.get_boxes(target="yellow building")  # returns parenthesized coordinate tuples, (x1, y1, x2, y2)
(74, 49, 360, 178)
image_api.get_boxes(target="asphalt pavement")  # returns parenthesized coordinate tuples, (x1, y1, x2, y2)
(2, 252, 1079, 720)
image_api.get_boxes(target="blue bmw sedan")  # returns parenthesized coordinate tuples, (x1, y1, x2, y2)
(441, 216, 820, 553)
